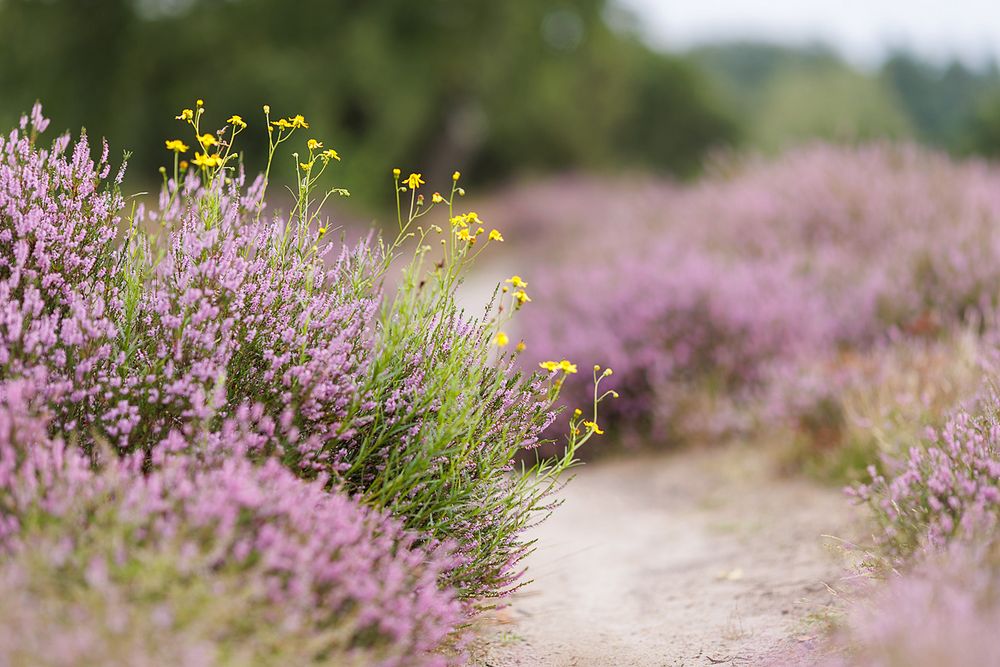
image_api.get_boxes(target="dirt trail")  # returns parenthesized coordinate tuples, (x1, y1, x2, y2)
(475, 445, 862, 666)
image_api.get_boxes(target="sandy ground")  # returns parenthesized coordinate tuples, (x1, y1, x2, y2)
(473, 445, 863, 667)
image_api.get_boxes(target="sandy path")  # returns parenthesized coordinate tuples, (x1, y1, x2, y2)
(474, 445, 862, 666)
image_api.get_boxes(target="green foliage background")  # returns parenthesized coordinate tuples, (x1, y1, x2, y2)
(3, 1, 1000, 211)
(0, 0, 736, 207)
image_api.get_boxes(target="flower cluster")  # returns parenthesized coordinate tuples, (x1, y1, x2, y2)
(0, 101, 609, 662)
(514, 145, 1000, 446)
(852, 407, 1000, 559)
(0, 382, 463, 666)
(815, 542, 1000, 667)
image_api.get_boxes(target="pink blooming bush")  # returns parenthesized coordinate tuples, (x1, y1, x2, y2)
(0, 102, 607, 662)
(817, 542, 1000, 667)
(852, 406, 1000, 559)
(518, 145, 1000, 445)
(0, 382, 463, 666)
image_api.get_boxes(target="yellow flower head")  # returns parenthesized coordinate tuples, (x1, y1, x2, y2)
(488, 229, 504, 242)
(452, 171, 461, 181)
(558, 360, 577, 374)
(456, 228, 472, 242)
(582, 420, 604, 435)
(321, 148, 341, 161)
(432, 192, 444, 204)
(393, 168, 401, 178)
(513, 289, 531, 305)
(227, 115, 247, 129)
(176, 109, 194, 122)
(505, 275, 528, 288)
(307, 139, 322, 150)
(300, 161, 314, 172)
(272, 118, 293, 129)
(263, 104, 271, 115)
(198, 133, 218, 148)
(493, 331, 510, 347)
(164, 139, 189, 153)
(539, 361, 561, 372)
(516, 340, 526, 352)
(289, 114, 309, 129)
(573, 408, 583, 417)
(449, 214, 468, 228)
(192, 152, 222, 169)
(404, 173, 425, 190)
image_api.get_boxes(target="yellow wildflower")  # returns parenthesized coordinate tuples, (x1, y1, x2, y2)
(263, 104, 271, 114)
(300, 161, 314, 172)
(583, 421, 604, 435)
(539, 361, 561, 372)
(176, 109, 194, 121)
(456, 228, 472, 241)
(196, 99, 204, 107)
(404, 173, 425, 190)
(198, 133, 218, 148)
(573, 408, 583, 417)
(505, 275, 528, 288)
(452, 171, 461, 181)
(192, 152, 222, 169)
(164, 139, 189, 153)
(393, 168, 401, 177)
(272, 118, 293, 129)
(559, 360, 578, 374)
(488, 229, 504, 242)
(227, 115, 247, 129)
(513, 289, 531, 305)
(449, 214, 468, 228)
(516, 340, 526, 352)
(307, 139, 322, 150)
(289, 114, 309, 129)
(318, 227, 327, 236)
(321, 148, 341, 161)
(494, 331, 510, 347)
(432, 192, 444, 204)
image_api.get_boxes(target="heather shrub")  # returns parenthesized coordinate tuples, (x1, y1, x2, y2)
(0, 389, 463, 666)
(818, 541, 1000, 667)
(518, 145, 1000, 446)
(852, 404, 1000, 559)
(772, 332, 985, 482)
(1, 100, 611, 617)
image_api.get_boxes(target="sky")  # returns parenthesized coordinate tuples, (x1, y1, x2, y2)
(617, 0, 1000, 67)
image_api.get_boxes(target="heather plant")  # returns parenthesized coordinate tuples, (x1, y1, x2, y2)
(852, 404, 1000, 559)
(816, 541, 1000, 667)
(0, 100, 612, 613)
(771, 331, 985, 482)
(0, 384, 464, 666)
(517, 145, 1000, 447)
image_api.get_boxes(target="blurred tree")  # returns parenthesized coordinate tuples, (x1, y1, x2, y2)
(690, 41, 1000, 158)
(691, 42, 911, 153)
(967, 91, 1000, 157)
(752, 63, 913, 151)
(0, 0, 735, 207)
(880, 51, 1000, 151)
